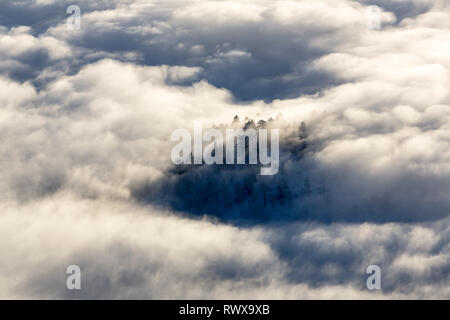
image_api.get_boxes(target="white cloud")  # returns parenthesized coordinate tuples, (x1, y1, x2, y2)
(0, 0, 449, 299)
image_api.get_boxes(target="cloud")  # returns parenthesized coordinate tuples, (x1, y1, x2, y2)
(0, 0, 449, 299)
(1, 196, 448, 299)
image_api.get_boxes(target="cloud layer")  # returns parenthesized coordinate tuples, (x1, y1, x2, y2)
(0, 0, 449, 299)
